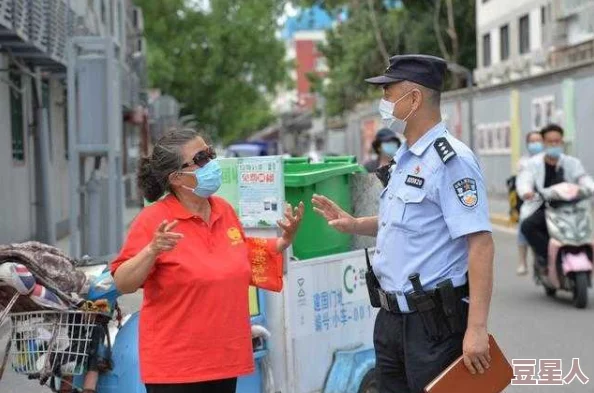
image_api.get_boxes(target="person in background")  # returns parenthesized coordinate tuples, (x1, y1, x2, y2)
(518, 124, 594, 267)
(364, 128, 402, 173)
(111, 128, 304, 393)
(515, 131, 544, 275)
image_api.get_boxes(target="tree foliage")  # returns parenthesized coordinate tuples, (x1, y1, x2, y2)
(297, 0, 476, 116)
(135, 0, 288, 143)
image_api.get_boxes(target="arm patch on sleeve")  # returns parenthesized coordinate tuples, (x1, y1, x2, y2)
(453, 178, 478, 208)
(434, 137, 457, 164)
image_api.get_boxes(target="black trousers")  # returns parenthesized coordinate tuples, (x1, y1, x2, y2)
(373, 306, 468, 393)
(521, 208, 549, 260)
(145, 378, 237, 393)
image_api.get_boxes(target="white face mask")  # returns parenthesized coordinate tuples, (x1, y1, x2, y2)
(378, 91, 415, 135)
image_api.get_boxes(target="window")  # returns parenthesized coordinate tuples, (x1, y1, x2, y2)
(482, 33, 491, 67)
(532, 96, 556, 130)
(10, 70, 24, 162)
(541, 6, 546, 26)
(476, 122, 511, 155)
(42, 80, 52, 161)
(519, 14, 530, 54)
(500, 24, 510, 61)
(100, 0, 107, 24)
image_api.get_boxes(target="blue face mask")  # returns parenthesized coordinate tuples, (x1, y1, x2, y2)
(545, 146, 563, 159)
(527, 142, 544, 156)
(381, 141, 399, 157)
(181, 160, 222, 198)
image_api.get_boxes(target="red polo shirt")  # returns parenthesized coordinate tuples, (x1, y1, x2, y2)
(110, 194, 281, 383)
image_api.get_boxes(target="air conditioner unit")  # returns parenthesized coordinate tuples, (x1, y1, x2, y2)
(552, 0, 574, 20)
(474, 68, 492, 84)
(132, 7, 144, 33)
(483, 68, 493, 80)
(511, 57, 528, 72)
(492, 63, 506, 78)
(532, 49, 548, 66)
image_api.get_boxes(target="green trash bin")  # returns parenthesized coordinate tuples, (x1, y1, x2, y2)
(283, 158, 364, 260)
(322, 156, 357, 164)
(284, 157, 311, 164)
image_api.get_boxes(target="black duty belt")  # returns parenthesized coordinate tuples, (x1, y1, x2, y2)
(377, 284, 469, 314)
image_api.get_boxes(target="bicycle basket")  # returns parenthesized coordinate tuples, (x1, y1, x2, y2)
(9, 310, 98, 376)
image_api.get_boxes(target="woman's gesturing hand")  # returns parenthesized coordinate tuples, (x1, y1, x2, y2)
(148, 220, 184, 255)
(276, 202, 305, 252)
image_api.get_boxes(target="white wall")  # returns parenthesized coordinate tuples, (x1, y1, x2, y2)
(490, 27, 501, 64)
(567, 15, 594, 45)
(0, 55, 35, 243)
(477, 0, 551, 74)
(477, 0, 544, 31)
(0, 54, 73, 243)
(530, 8, 542, 51)
(293, 30, 326, 42)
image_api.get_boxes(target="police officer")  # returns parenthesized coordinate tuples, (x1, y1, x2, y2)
(312, 54, 495, 393)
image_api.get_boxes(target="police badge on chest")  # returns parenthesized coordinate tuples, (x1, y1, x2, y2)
(405, 175, 425, 189)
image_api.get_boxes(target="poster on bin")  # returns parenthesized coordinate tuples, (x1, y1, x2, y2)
(218, 158, 240, 210)
(216, 156, 284, 228)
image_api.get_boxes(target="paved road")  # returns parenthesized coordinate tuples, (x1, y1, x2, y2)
(1, 228, 593, 392)
(488, 227, 594, 393)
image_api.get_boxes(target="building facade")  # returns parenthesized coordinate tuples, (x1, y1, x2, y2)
(293, 30, 328, 110)
(272, 6, 333, 114)
(475, 0, 594, 87)
(320, 1, 594, 199)
(0, 0, 146, 244)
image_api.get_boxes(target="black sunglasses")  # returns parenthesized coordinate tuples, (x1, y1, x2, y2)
(181, 147, 217, 169)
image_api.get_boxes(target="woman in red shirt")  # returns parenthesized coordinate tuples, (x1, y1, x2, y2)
(111, 129, 303, 393)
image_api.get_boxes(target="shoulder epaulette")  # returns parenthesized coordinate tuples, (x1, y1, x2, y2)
(433, 137, 457, 164)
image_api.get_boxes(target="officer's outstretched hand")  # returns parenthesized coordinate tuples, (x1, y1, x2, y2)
(312, 194, 356, 233)
(463, 326, 491, 375)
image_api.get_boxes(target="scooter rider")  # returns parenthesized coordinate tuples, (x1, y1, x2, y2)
(518, 124, 594, 265)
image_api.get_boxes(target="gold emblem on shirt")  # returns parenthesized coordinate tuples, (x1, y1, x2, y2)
(227, 227, 243, 246)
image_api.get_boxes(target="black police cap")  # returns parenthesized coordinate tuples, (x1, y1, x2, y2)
(375, 128, 398, 142)
(365, 54, 447, 92)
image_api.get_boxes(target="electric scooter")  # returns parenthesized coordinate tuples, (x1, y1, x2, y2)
(3, 257, 271, 392)
(534, 182, 593, 309)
